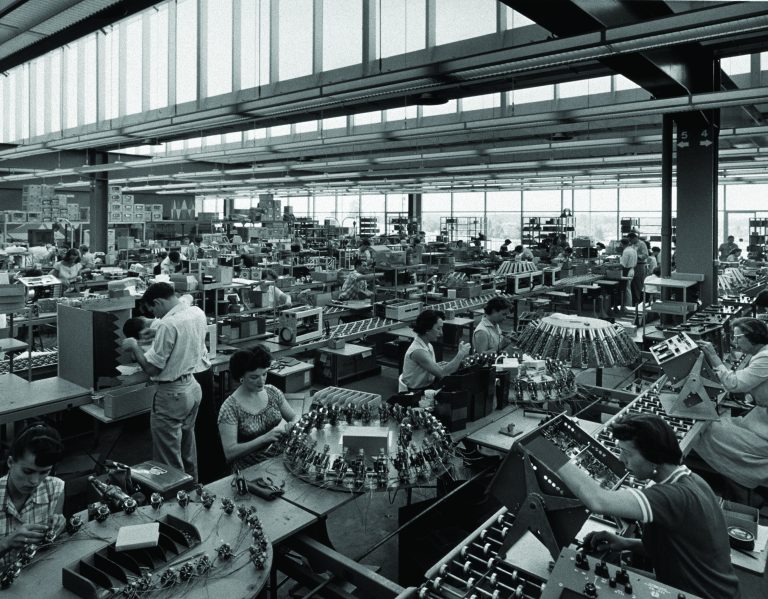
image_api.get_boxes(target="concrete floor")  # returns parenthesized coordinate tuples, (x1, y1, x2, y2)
(48, 363, 768, 598)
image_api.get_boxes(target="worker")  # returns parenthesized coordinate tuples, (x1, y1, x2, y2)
(398, 309, 471, 392)
(512, 245, 534, 261)
(218, 346, 300, 470)
(358, 238, 373, 265)
(693, 318, 768, 496)
(648, 246, 660, 273)
(558, 414, 740, 599)
(0, 424, 65, 569)
(79, 245, 96, 269)
(50, 248, 84, 288)
(551, 246, 573, 266)
(182, 236, 199, 262)
(619, 238, 637, 310)
(473, 297, 513, 354)
(726, 248, 742, 263)
(159, 250, 182, 275)
(627, 232, 647, 306)
(499, 239, 512, 257)
(259, 269, 292, 308)
(121, 282, 207, 481)
(25, 244, 57, 269)
(718, 235, 739, 262)
(339, 258, 375, 301)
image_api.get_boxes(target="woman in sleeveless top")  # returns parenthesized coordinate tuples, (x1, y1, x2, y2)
(399, 309, 470, 392)
(218, 346, 300, 471)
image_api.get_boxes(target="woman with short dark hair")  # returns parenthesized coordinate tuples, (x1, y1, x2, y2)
(398, 310, 470, 392)
(0, 424, 65, 568)
(217, 346, 300, 469)
(694, 317, 768, 490)
(559, 414, 740, 599)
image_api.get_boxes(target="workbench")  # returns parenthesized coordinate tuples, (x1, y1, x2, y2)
(0, 373, 90, 425)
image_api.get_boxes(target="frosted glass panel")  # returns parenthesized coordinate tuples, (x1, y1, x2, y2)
(125, 18, 143, 115)
(177, 0, 198, 103)
(435, 0, 496, 45)
(378, 0, 426, 58)
(83, 36, 97, 124)
(149, 5, 169, 109)
(323, 0, 362, 70)
(205, 0, 233, 96)
(278, 0, 313, 80)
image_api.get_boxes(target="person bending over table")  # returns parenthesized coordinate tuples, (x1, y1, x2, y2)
(693, 317, 768, 493)
(473, 296, 513, 354)
(0, 424, 65, 569)
(398, 309, 471, 392)
(558, 414, 740, 599)
(51, 248, 85, 288)
(338, 258, 375, 301)
(218, 346, 300, 471)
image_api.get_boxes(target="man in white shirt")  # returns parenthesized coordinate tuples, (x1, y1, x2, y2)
(619, 238, 638, 310)
(121, 283, 208, 481)
(160, 250, 182, 275)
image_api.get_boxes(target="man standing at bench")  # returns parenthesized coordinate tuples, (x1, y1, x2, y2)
(122, 282, 207, 481)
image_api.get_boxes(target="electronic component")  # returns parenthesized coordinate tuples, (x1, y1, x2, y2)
(283, 405, 456, 492)
(278, 306, 324, 345)
(517, 314, 640, 368)
(541, 546, 703, 598)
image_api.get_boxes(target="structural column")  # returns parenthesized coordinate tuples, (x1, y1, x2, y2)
(673, 109, 719, 305)
(88, 150, 109, 253)
(408, 193, 422, 233)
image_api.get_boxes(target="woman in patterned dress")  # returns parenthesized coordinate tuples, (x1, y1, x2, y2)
(217, 346, 300, 470)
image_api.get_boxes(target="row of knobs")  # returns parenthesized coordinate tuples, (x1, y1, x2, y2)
(574, 552, 686, 598)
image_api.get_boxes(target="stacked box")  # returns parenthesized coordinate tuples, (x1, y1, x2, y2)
(123, 212, 135, 222)
(79, 206, 90, 221)
(110, 202, 123, 212)
(122, 194, 134, 206)
(152, 203, 163, 220)
(109, 213, 122, 223)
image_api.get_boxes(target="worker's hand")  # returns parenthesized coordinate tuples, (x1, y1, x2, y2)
(138, 328, 156, 342)
(583, 531, 631, 553)
(48, 514, 66, 537)
(262, 427, 285, 444)
(121, 338, 139, 353)
(4, 523, 48, 549)
(697, 340, 718, 360)
(457, 341, 472, 359)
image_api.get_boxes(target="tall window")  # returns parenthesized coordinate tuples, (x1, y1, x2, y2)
(205, 0, 233, 96)
(278, 0, 314, 80)
(177, 0, 198, 103)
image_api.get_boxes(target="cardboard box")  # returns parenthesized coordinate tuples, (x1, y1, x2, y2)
(109, 212, 122, 222)
(99, 383, 155, 419)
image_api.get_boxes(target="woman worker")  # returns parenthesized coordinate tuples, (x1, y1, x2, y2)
(693, 317, 768, 494)
(259, 269, 291, 309)
(473, 296, 513, 354)
(0, 424, 65, 569)
(559, 414, 740, 599)
(217, 346, 300, 470)
(50, 248, 84, 288)
(398, 309, 471, 392)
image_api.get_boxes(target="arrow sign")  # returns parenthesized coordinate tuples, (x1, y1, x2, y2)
(677, 141, 690, 148)
(699, 139, 712, 147)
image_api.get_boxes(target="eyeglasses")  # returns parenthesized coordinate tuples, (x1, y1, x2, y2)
(733, 333, 746, 339)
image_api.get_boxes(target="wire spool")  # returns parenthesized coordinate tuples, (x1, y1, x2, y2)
(727, 526, 755, 551)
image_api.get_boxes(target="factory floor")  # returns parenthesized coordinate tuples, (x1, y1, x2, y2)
(46, 364, 768, 598)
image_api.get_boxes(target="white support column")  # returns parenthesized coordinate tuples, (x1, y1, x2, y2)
(313, 0, 322, 75)
(141, 11, 151, 113)
(232, 0, 242, 92)
(167, 0, 178, 107)
(198, 0, 208, 101)
(269, 0, 279, 83)
(118, 21, 128, 117)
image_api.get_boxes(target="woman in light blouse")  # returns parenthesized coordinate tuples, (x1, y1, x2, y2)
(694, 317, 768, 491)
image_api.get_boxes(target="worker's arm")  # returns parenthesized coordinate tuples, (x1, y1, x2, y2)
(556, 460, 645, 521)
(121, 338, 162, 377)
(472, 330, 492, 354)
(411, 342, 471, 379)
(218, 422, 284, 462)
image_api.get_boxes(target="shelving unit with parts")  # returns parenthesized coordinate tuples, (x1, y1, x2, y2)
(439, 216, 483, 243)
(522, 214, 575, 248)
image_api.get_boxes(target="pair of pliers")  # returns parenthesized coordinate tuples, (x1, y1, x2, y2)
(246, 476, 285, 500)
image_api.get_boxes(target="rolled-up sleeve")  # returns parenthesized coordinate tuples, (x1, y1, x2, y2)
(144, 323, 176, 370)
(715, 354, 768, 393)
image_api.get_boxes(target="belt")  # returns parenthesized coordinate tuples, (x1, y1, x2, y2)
(157, 373, 193, 384)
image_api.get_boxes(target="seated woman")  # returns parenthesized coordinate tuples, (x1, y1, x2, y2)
(560, 414, 740, 599)
(693, 317, 768, 493)
(217, 346, 300, 470)
(259, 269, 291, 309)
(51, 248, 84, 288)
(0, 424, 65, 569)
(398, 309, 471, 392)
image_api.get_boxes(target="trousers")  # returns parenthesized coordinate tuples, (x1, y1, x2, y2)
(151, 376, 202, 481)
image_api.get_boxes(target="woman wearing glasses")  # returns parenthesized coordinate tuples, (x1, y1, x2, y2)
(694, 317, 768, 497)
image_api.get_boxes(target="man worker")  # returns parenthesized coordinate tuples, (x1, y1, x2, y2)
(627, 232, 648, 306)
(339, 258, 375, 301)
(121, 282, 207, 481)
(619, 238, 637, 311)
(473, 297, 513, 354)
(718, 235, 739, 262)
(159, 250, 182, 275)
